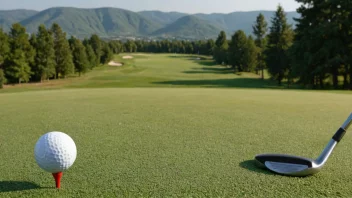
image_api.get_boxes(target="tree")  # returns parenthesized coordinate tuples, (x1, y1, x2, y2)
(4, 23, 33, 84)
(206, 39, 215, 56)
(85, 44, 97, 69)
(243, 36, 258, 72)
(89, 34, 102, 66)
(213, 31, 229, 64)
(0, 69, 6, 88)
(292, 0, 352, 89)
(265, 5, 294, 85)
(51, 23, 74, 79)
(228, 30, 248, 72)
(0, 29, 8, 87)
(0, 28, 9, 68)
(100, 42, 113, 64)
(69, 36, 89, 77)
(31, 24, 56, 82)
(253, 13, 268, 79)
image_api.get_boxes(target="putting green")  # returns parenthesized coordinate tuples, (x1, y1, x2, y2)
(1, 88, 352, 197)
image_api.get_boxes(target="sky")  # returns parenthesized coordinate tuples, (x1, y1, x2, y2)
(0, 0, 301, 13)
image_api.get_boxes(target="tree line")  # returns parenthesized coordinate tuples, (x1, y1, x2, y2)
(124, 2, 352, 90)
(0, 23, 116, 87)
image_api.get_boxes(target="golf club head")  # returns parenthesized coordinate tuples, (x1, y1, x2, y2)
(255, 154, 321, 177)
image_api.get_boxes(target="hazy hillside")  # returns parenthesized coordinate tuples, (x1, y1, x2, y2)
(194, 11, 300, 35)
(20, 7, 161, 38)
(139, 11, 187, 26)
(0, 7, 301, 39)
(153, 15, 222, 39)
(0, 9, 38, 32)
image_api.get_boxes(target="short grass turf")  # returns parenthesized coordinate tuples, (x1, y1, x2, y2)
(0, 53, 282, 93)
(1, 88, 352, 197)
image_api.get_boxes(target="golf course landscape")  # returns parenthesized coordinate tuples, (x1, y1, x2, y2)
(1, 53, 352, 197)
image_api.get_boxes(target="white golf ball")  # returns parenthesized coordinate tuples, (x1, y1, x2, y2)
(34, 131, 77, 173)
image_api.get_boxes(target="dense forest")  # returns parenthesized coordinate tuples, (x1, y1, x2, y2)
(0, 1, 351, 90)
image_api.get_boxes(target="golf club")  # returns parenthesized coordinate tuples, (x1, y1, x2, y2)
(255, 113, 352, 177)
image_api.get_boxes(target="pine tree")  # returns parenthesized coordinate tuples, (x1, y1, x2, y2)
(100, 42, 113, 64)
(85, 44, 97, 69)
(89, 34, 102, 65)
(0, 68, 5, 88)
(228, 30, 248, 72)
(266, 5, 294, 85)
(4, 23, 33, 84)
(206, 39, 215, 56)
(69, 37, 89, 77)
(31, 24, 56, 82)
(51, 23, 74, 79)
(253, 13, 268, 79)
(213, 31, 228, 64)
(0, 28, 9, 68)
(243, 36, 258, 72)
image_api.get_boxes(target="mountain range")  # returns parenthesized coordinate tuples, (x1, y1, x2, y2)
(0, 7, 300, 39)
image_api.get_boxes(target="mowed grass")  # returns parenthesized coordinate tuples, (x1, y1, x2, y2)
(1, 88, 352, 197)
(1, 54, 352, 197)
(0, 53, 281, 93)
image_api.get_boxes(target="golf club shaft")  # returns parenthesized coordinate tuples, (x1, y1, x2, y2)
(316, 113, 352, 165)
(341, 113, 352, 130)
(315, 139, 337, 165)
(332, 113, 352, 142)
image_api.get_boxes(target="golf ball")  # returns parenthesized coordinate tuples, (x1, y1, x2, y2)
(34, 131, 77, 173)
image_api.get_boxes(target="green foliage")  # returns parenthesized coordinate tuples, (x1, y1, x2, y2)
(32, 24, 56, 81)
(291, 0, 352, 89)
(253, 13, 268, 78)
(100, 42, 113, 64)
(4, 23, 33, 83)
(265, 5, 294, 85)
(228, 30, 248, 71)
(89, 34, 102, 66)
(0, 69, 6, 88)
(244, 36, 258, 72)
(0, 28, 10, 67)
(206, 39, 215, 56)
(69, 36, 89, 76)
(109, 41, 123, 54)
(85, 44, 97, 70)
(228, 31, 258, 72)
(51, 23, 74, 79)
(213, 31, 229, 64)
(125, 40, 137, 53)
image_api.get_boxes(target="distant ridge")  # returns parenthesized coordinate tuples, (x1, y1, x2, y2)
(0, 7, 300, 39)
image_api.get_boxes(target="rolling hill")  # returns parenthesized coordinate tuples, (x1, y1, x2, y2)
(139, 11, 187, 26)
(152, 15, 222, 39)
(20, 7, 161, 38)
(0, 9, 38, 32)
(0, 7, 301, 39)
(194, 11, 300, 35)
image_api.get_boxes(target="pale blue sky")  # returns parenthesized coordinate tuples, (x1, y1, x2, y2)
(1, 0, 300, 13)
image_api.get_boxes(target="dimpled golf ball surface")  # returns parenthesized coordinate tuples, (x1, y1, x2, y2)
(35, 132, 77, 173)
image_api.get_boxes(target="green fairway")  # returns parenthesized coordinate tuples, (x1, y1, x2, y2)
(1, 88, 352, 197)
(1, 54, 352, 197)
(0, 53, 281, 93)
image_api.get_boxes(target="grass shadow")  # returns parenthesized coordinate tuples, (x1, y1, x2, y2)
(154, 78, 284, 89)
(192, 60, 217, 66)
(0, 181, 43, 193)
(239, 160, 275, 175)
(183, 67, 233, 74)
